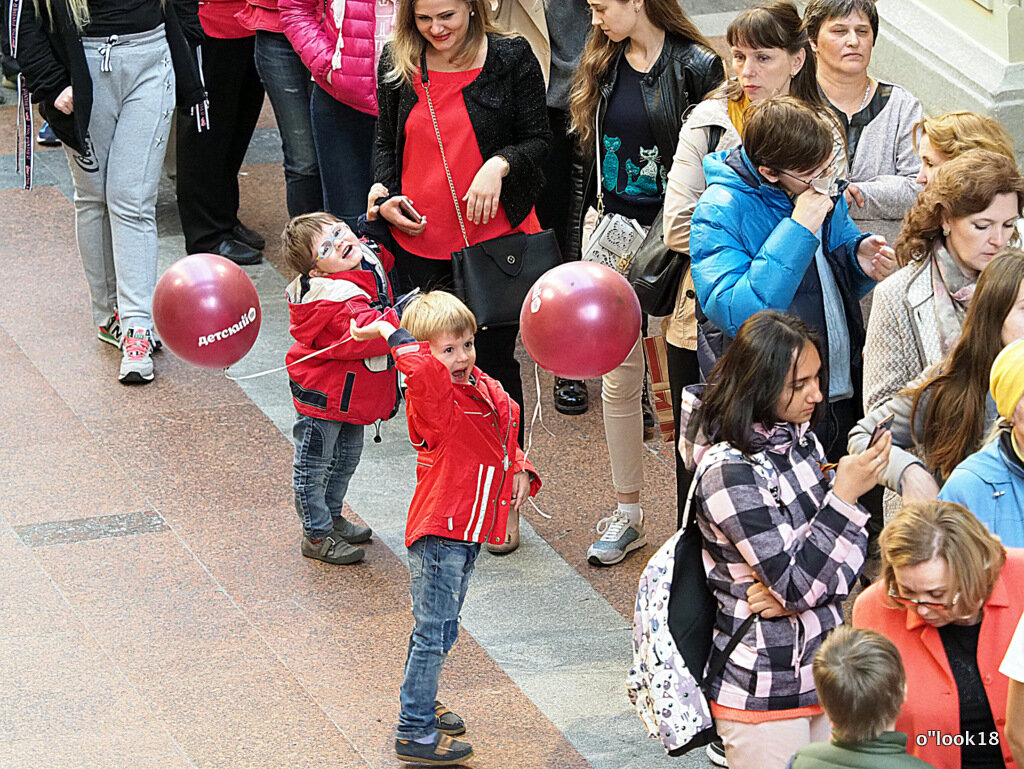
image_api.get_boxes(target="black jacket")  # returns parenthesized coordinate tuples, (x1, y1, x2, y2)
(15, 0, 205, 154)
(567, 34, 724, 260)
(374, 33, 551, 230)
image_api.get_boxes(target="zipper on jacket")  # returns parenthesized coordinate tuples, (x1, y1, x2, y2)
(483, 394, 514, 543)
(373, 420, 383, 444)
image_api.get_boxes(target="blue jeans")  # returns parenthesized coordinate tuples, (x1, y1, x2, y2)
(310, 84, 376, 226)
(398, 535, 481, 739)
(292, 415, 364, 539)
(253, 31, 323, 217)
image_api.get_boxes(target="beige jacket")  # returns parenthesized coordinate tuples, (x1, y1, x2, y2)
(662, 97, 741, 349)
(490, 0, 550, 85)
(862, 257, 943, 411)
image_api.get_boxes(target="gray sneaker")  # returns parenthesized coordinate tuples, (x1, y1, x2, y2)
(118, 327, 154, 385)
(332, 515, 372, 544)
(587, 510, 646, 566)
(301, 533, 364, 565)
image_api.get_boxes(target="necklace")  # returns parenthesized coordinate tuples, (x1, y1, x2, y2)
(629, 39, 663, 73)
(856, 80, 872, 113)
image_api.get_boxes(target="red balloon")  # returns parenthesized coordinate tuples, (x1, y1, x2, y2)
(152, 254, 262, 369)
(520, 262, 641, 379)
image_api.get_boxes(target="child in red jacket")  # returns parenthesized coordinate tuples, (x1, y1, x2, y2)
(351, 291, 541, 765)
(282, 210, 400, 565)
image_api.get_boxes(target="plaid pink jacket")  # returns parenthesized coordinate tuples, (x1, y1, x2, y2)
(680, 389, 870, 711)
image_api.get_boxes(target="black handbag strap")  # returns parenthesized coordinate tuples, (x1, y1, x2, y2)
(701, 613, 756, 691)
(419, 51, 471, 249)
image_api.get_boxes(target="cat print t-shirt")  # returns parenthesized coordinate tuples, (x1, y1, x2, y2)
(600, 58, 666, 227)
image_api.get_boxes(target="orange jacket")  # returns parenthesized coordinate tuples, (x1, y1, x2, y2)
(853, 548, 1024, 769)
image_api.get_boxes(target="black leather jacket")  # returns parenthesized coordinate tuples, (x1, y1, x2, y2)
(567, 34, 723, 260)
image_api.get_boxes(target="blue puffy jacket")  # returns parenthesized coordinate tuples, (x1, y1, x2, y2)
(690, 148, 874, 373)
(940, 431, 1024, 548)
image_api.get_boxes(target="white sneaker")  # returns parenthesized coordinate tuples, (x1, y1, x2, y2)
(587, 509, 646, 566)
(118, 327, 154, 384)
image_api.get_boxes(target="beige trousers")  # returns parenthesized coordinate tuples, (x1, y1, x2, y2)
(716, 713, 831, 769)
(601, 335, 645, 494)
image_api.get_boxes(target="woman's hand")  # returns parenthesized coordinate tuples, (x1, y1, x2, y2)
(747, 581, 795, 619)
(857, 234, 897, 281)
(366, 183, 389, 221)
(791, 187, 834, 233)
(54, 86, 73, 115)
(350, 318, 397, 341)
(379, 196, 427, 236)
(511, 470, 531, 512)
(844, 183, 865, 209)
(898, 463, 941, 503)
(463, 156, 508, 225)
(832, 430, 892, 505)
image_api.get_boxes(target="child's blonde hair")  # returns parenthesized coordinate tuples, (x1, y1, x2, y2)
(401, 291, 477, 340)
(281, 212, 340, 276)
(813, 626, 906, 743)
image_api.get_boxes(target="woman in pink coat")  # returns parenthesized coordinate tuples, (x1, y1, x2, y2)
(280, 0, 396, 225)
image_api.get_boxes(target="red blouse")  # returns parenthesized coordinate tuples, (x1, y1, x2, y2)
(395, 67, 540, 261)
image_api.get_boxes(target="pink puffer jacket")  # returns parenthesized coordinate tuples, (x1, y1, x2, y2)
(279, 0, 395, 116)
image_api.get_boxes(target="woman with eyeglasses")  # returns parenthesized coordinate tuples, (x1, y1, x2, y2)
(690, 95, 895, 461)
(854, 499, 1024, 769)
(863, 150, 1024, 412)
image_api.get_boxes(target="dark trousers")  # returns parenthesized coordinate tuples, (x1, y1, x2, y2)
(393, 246, 525, 446)
(310, 85, 376, 226)
(534, 107, 575, 258)
(667, 343, 700, 529)
(176, 34, 265, 253)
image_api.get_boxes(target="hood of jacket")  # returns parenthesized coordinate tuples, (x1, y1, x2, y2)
(678, 383, 812, 472)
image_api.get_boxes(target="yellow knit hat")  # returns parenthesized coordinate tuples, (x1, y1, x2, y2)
(990, 339, 1024, 421)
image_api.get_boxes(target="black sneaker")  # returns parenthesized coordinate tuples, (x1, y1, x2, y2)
(332, 515, 372, 544)
(395, 733, 473, 765)
(707, 738, 728, 767)
(301, 534, 364, 565)
(434, 701, 465, 736)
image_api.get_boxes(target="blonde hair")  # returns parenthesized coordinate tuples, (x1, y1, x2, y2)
(385, 0, 502, 86)
(914, 111, 1015, 165)
(281, 212, 340, 276)
(894, 149, 1024, 267)
(569, 0, 716, 154)
(880, 500, 1007, 620)
(401, 291, 477, 340)
(813, 626, 906, 743)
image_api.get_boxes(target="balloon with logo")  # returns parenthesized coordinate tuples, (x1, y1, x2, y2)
(152, 254, 261, 368)
(520, 261, 641, 380)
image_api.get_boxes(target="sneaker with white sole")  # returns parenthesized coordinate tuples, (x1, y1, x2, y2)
(118, 327, 154, 384)
(98, 310, 121, 349)
(587, 509, 646, 566)
(706, 738, 728, 767)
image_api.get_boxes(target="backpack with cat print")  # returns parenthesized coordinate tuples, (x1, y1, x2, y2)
(627, 443, 782, 755)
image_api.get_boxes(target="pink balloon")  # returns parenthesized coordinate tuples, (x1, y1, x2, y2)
(520, 262, 641, 379)
(153, 254, 262, 369)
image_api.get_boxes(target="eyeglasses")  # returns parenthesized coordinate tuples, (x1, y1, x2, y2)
(317, 222, 352, 261)
(888, 586, 961, 611)
(777, 149, 844, 196)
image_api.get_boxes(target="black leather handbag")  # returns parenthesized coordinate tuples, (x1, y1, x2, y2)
(450, 230, 561, 329)
(627, 208, 688, 317)
(421, 58, 561, 329)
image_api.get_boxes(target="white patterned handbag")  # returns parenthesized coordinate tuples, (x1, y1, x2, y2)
(581, 112, 648, 274)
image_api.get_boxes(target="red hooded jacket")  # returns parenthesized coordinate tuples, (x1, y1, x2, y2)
(389, 330, 541, 548)
(286, 242, 400, 425)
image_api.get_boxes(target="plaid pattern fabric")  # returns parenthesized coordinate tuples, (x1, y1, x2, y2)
(693, 425, 869, 711)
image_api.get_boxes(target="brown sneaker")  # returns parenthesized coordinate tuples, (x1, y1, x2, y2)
(301, 534, 364, 565)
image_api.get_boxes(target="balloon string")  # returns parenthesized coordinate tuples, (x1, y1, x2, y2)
(223, 288, 421, 381)
(522, 361, 554, 520)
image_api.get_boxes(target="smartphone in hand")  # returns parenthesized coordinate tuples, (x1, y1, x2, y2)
(399, 198, 423, 224)
(868, 413, 895, 448)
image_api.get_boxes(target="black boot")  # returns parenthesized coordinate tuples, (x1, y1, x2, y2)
(553, 377, 588, 415)
(642, 377, 657, 441)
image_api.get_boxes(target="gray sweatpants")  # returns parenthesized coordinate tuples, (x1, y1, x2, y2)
(66, 25, 175, 332)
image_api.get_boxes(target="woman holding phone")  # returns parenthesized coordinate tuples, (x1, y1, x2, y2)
(373, 0, 550, 553)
